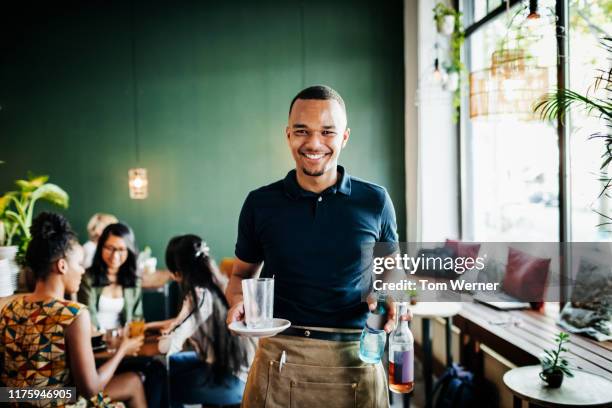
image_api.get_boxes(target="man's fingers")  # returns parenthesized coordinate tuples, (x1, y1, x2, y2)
(384, 320, 396, 333)
(386, 298, 396, 320)
(366, 293, 377, 311)
(226, 303, 245, 326)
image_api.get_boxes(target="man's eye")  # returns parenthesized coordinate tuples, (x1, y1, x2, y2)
(322, 131, 336, 136)
(295, 130, 308, 136)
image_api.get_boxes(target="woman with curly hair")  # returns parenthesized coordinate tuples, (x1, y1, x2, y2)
(0, 212, 146, 407)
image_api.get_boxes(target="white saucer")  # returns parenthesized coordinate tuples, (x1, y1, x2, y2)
(229, 318, 291, 338)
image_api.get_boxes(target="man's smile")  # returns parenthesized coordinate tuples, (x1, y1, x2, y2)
(300, 151, 331, 163)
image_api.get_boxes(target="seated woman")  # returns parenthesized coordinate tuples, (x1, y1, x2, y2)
(0, 212, 146, 407)
(78, 222, 167, 406)
(83, 213, 118, 269)
(151, 234, 255, 407)
(78, 223, 142, 332)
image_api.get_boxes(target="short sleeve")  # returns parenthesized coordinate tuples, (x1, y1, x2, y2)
(379, 190, 399, 243)
(235, 192, 264, 263)
(59, 301, 86, 328)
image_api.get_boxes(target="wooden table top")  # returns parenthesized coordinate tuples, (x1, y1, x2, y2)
(503, 365, 612, 408)
(93, 335, 162, 360)
(455, 302, 612, 380)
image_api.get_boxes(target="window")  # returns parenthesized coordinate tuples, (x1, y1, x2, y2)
(568, 0, 612, 241)
(462, 1, 559, 241)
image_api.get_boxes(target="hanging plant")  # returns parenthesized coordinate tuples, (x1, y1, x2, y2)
(433, 3, 458, 35)
(433, 3, 465, 122)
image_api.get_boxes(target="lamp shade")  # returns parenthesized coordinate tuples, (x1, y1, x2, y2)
(470, 48, 550, 121)
(128, 168, 148, 199)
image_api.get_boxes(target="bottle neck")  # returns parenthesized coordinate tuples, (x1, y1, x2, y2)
(396, 302, 410, 330)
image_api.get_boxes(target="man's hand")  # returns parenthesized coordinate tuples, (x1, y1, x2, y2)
(367, 295, 412, 333)
(226, 301, 245, 326)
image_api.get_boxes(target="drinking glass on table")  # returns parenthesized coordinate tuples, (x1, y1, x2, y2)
(128, 317, 146, 338)
(242, 278, 274, 329)
(103, 328, 121, 353)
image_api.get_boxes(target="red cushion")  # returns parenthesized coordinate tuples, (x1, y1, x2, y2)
(445, 239, 481, 259)
(503, 247, 551, 302)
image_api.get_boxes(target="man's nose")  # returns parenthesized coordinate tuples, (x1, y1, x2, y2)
(304, 133, 325, 148)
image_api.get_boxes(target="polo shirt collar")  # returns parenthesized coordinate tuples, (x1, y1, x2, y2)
(283, 165, 352, 199)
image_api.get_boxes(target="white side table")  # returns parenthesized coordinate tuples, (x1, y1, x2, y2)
(503, 365, 612, 408)
(410, 302, 462, 408)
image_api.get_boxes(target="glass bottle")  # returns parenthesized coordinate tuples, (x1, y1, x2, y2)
(359, 295, 387, 364)
(389, 302, 414, 393)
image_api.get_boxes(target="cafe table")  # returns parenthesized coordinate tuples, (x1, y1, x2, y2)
(94, 334, 163, 361)
(503, 365, 612, 408)
(409, 302, 462, 408)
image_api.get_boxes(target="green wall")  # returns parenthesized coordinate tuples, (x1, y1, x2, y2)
(0, 0, 405, 264)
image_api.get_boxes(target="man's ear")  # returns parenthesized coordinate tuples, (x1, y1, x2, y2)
(285, 126, 291, 140)
(342, 127, 351, 148)
(56, 258, 68, 275)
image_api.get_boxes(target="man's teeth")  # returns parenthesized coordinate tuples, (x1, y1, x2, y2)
(305, 153, 325, 159)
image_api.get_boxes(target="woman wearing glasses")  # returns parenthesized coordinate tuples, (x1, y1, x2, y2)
(77, 223, 169, 406)
(78, 222, 142, 332)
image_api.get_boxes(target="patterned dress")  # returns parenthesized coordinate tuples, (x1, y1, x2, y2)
(0, 296, 115, 407)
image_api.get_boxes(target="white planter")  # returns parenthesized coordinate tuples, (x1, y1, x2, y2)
(0, 245, 19, 297)
(437, 15, 455, 35)
(444, 72, 460, 92)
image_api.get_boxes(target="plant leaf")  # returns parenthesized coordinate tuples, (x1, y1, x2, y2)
(30, 184, 69, 208)
(28, 174, 50, 188)
(0, 192, 18, 215)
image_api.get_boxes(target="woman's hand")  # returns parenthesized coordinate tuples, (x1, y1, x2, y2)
(160, 321, 177, 336)
(144, 319, 175, 334)
(119, 335, 144, 357)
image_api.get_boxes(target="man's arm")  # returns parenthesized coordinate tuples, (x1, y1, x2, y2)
(225, 258, 262, 325)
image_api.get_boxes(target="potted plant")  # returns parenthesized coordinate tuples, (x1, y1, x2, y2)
(409, 289, 418, 305)
(0, 173, 69, 293)
(539, 332, 574, 388)
(433, 3, 457, 36)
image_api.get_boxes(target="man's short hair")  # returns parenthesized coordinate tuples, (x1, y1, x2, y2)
(289, 85, 346, 116)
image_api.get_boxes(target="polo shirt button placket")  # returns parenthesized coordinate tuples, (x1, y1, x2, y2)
(313, 196, 323, 217)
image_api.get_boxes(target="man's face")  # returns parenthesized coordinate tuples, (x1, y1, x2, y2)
(286, 99, 350, 178)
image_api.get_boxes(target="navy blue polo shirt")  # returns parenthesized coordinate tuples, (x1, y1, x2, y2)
(235, 166, 398, 329)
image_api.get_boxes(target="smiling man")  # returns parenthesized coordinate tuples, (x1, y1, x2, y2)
(226, 85, 399, 407)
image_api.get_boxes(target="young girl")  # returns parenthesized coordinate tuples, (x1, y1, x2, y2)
(150, 234, 255, 406)
(0, 212, 146, 407)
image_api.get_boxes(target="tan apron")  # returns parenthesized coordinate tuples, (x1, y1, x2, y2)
(242, 332, 389, 408)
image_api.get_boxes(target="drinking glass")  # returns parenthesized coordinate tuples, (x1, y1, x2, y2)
(103, 328, 121, 353)
(242, 278, 274, 329)
(128, 317, 146, 338)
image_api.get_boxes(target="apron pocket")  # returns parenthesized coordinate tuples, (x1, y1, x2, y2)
(290, 380, 357, 408)
(264, 360, 375, 408)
